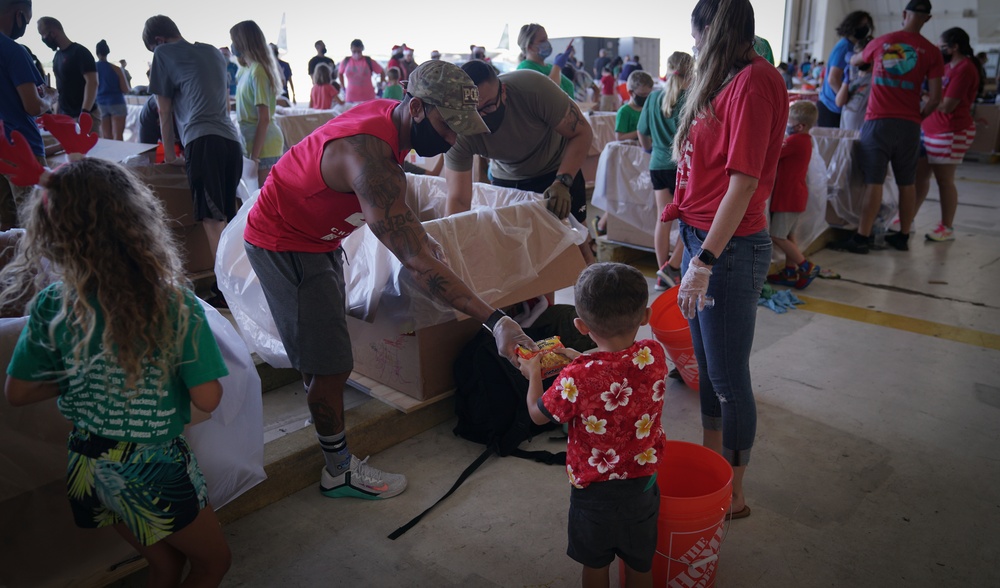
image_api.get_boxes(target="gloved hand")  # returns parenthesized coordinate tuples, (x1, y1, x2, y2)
(423, 233, 450, 267)
(676, 263, 714, 320)
(493, 315, 536, 364)
(553, 43, 574, 69)
(543, 181, 572, 220)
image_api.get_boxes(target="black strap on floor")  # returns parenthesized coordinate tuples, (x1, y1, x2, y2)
(387, 446, 566, 540)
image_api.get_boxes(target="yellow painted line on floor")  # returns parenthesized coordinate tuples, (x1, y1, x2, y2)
(796, 295, 1000, 351)
(957, 177, 1000, 185)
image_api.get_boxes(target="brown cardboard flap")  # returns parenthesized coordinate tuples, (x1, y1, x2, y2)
(133, 164, 196, 227)
(275, 112, 336, 148)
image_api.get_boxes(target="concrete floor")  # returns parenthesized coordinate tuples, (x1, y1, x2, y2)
(129, 163, 1000, 587)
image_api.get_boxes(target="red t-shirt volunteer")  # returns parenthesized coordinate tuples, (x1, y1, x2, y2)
(539, 340, 667, 489)
(244, 100, 405, 253)
(922, 57, 979, 134)
(769, 132, 813, 213)
(862, 30, 944, 124)
(665, 56, 788, 236)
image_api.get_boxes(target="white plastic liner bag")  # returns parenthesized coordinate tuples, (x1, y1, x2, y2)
(216, 174, 588, 366)
(811, 127, 899, 232)
(591, 141, 656, 234)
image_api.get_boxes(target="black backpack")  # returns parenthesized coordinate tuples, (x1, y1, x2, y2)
(389, 305, 590, 539)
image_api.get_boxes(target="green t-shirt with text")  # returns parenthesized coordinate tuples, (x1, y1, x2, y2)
(516, 59, 576, 97)
(7, 285, 229, 444)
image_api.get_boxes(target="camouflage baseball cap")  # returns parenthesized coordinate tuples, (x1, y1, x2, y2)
(405, 60, 490, 135)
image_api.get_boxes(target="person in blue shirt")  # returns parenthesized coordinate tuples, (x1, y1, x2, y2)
(0, 0, 53, 228)
(817, 11, 873, 127)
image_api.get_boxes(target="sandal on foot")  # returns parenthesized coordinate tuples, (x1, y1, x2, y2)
(725, 505, 751, 520)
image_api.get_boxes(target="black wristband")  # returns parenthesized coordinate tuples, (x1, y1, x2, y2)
(483, 309, 507, 333)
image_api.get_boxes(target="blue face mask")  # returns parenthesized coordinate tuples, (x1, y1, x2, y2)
(786, 124, 796, 136)
(536, 40, 553, 59)
(230, 44, 241, 59)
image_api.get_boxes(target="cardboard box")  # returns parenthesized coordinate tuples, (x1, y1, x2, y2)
(172, 223, 215, 275)
(132, 164, 198, 227)
(348, 243, 586, 401)
(274, 111, 336, 148)
(606, 213, 654, 250)
(970, 104, 1000, 154)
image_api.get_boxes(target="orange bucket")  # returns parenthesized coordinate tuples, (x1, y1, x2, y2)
(620, 441, 733, 587)
(650, 286, 700, 390)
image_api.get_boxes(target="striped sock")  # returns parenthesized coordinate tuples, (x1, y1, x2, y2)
(318, 432, 351, 475)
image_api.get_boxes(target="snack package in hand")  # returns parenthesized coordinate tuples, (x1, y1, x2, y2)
(517, 336, 572, 379)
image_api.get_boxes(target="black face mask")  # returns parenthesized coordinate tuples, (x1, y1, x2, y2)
(481, 101, 506, 133)
(393, 51, 403, 60)
(320, 47, 327, 55)
(634, 94, 648, 107)
(854, 26, 870, 40)
(10, 12, 27, 40)
(42, 34, 59, 51)
(410, 109, 452, 156)
(941, 48, 951, 61)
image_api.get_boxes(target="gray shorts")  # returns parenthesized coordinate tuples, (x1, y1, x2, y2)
(857, 118, 921, 186)
(97, 102, 127, 118)
(769, 211, 800, 238)
(244, 242, 353, 375)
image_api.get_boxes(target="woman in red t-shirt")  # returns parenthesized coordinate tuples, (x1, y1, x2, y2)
(916, 27, 983, 242)
(662, 0, 789, 520)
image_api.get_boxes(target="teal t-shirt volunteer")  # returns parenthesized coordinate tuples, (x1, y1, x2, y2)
(7, 285, 229, 444)
(637, 89, 686, 171)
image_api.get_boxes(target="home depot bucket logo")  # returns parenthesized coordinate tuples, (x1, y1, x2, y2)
(674, 351, 698, 386)
(665, 522, 725, 588)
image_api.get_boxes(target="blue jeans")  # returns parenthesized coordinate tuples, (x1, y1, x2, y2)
(680, 222, 770, 466)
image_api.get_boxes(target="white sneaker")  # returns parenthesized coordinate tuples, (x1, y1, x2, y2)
(925, 224, 954, 242)
(320, 455, 407, 500)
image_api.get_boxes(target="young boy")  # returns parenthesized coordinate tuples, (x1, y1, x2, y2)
(599, 65, 617, 112)
(614, 70, 654, 141)
(767, 100, 821, 289)
(382, 66, 404, 100)
(519, 262, 667, 588)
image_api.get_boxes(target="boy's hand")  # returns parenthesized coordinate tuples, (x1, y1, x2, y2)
(517, 354, 541, 380)
(552, 347, 582, 361)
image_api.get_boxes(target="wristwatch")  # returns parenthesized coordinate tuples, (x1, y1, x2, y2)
(555, 173, 574, 188)
(483, 309, 507, 333)
(697, 248, 718, 266)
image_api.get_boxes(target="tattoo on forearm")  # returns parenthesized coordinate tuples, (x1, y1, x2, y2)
(369, 210, 423, 259)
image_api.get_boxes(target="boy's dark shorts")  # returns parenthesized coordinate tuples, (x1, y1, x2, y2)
(184, 134, 243, 222)
(650, 168, 677, 193)
(568, 475, 659, 572)
(857, 118, 921, 186)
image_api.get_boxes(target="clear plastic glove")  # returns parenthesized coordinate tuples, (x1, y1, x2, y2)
(553, 43, 574, 69)
(424, 233, 449, 267)
(677, 264, 714, 319)
(493, 315, 536, 364)
(542, 181, 572, 220)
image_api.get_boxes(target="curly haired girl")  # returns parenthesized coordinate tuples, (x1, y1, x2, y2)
(1, 158, 232, 586)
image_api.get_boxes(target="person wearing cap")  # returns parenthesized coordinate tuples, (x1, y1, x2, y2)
(243, 60, 536, 501)
(830, 0, 943, 254)
(443, 61, 595, 262)
(338, 38, 384, 103)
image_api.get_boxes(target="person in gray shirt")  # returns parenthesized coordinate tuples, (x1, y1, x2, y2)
(143, 14, 242, 280)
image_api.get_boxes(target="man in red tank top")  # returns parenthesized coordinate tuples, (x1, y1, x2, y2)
(244, 60, 535, 501)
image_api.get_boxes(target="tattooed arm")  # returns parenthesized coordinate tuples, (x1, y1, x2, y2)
(551, 100, 593, 180)
(321, 134, 494, 323)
